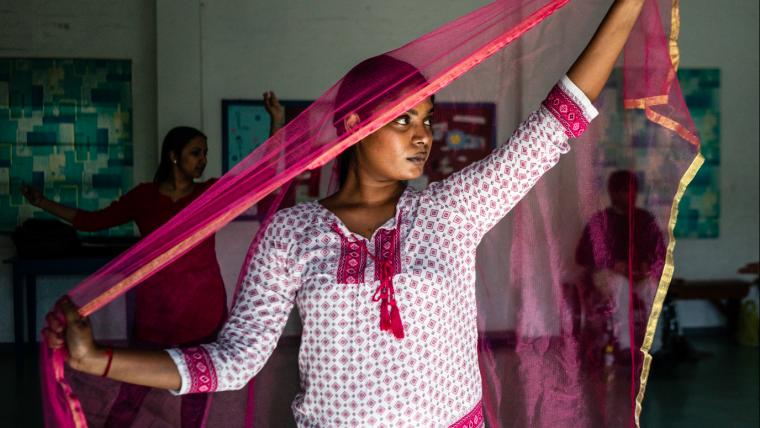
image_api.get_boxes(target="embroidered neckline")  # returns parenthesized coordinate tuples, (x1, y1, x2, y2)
(330, 211, 406, 339)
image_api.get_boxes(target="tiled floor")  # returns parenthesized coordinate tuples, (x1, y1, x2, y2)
(3, 334, 757, 427)
(640, 334, 759, 427)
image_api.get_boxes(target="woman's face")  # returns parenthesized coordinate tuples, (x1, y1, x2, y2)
(174, 136, 208, 179)
(353, 97, 434, 182)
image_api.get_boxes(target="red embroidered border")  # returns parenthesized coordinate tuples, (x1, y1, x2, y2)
(448, 400, 484, 428)
(181, 346, 218, 393)
(336, 234, 367, 284)
(374, 226, 401, 280)
(542, 84, 589, 138)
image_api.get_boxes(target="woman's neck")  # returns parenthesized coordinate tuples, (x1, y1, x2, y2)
(321, 171, 405, 239)
(330, 173, 404, 209)
(159, 173, 196, 200)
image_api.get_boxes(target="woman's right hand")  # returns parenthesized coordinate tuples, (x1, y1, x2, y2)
(263, 91, 284, 125)
(263, 91, 285, 137)
(43, 296, 101, 371)
(21, 184, 44, 207)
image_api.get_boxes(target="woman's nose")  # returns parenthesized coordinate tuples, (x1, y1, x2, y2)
(412, 124, 432, 147)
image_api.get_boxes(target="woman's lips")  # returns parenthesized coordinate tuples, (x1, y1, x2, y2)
(406, 154, 427, 164)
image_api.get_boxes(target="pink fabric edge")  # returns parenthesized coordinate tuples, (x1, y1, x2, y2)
(40, 343, 87, 428)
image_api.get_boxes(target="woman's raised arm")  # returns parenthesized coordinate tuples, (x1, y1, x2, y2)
(567, 0, 646, 101)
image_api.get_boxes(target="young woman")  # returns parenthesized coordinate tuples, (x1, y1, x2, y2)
(45, 1, 646, 425)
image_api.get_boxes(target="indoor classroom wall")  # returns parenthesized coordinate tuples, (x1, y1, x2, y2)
(0, 0, 756, 342)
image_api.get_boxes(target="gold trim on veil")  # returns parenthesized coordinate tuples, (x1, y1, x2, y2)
(629, 0, 705, 425)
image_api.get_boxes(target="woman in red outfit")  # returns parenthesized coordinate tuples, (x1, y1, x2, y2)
(23, 126, 225, 426)
(23, 93, 284, 427)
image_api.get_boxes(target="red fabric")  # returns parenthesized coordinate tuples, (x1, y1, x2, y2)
(103, 383, 209, 428)
(72, 180, 227, 345)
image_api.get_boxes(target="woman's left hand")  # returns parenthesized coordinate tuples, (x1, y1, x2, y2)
(21, 184, 44, 207)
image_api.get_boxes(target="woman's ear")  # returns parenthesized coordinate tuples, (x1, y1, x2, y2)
(343, 113, 360, 133)
(169, 152, 178, 165)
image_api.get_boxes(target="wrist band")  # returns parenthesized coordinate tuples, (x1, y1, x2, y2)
(101, 347, 114, 378)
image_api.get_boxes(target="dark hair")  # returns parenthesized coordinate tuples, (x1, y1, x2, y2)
(607, 169, 639, 194)
(153, 126, 207, 183)
(333, 54, 429, 187)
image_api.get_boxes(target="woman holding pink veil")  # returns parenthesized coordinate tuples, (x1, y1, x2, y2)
(43, 1, 652, 426)
(39, 0, 702, 426)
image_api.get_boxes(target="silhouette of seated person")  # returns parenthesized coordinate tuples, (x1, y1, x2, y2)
(574, 170, 665, 365)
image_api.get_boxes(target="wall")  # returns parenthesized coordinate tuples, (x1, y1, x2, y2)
(157, 0, 492, 176)
(0, 0, 157, 341)
(0, 0, 756, 341)
(674, 0, 759, 328)
(157, 0, 759, 333)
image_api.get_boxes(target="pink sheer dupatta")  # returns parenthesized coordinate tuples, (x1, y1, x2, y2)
(41, 1, 700, 427)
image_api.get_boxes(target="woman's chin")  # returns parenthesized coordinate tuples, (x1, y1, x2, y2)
(397, 167, 425, 181)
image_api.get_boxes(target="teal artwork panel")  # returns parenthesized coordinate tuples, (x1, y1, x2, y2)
(225, 104, 271, 170)
(673, 69, 720, 238)
(0, 58, 134, 236)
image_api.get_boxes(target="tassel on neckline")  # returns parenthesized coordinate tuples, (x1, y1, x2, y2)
(389, 299, 405, 338)
(373, 258, 405, 339)
(331, 211, 406, 340)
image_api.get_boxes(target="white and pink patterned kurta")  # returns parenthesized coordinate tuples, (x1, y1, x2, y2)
(167, 76, 597, 427)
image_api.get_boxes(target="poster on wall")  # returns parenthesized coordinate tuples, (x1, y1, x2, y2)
(422, 102, 496, 184)
(0, 58, 134, 235)
(222, 100, 321, 220)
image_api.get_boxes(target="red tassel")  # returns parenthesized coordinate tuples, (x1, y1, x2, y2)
(389, 300, 405, 339)
(379, 299, 391, 331)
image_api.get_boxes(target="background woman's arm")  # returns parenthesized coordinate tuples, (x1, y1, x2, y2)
(21, 184, 78, 223)
(22, 183, 138, 231)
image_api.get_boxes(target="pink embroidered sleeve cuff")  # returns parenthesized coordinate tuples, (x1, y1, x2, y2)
(542, 75, 599, 138)
(165, 346, 218, 395)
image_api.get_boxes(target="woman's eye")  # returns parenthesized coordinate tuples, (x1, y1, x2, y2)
(424, 117, 433, 127)
(394, 115, 410, 125)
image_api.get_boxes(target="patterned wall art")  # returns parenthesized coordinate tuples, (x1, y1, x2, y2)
(0, 58, 134, 236)
(672, 68, 720, 238)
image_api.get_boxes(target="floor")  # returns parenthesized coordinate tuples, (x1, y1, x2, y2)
(639, 334, 759, 427)
(2, 334, 757, 427)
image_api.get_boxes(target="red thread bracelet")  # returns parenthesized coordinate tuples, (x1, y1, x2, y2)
(101, 347, 114, 378)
